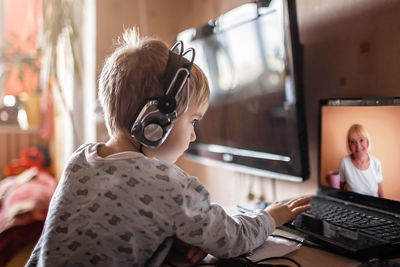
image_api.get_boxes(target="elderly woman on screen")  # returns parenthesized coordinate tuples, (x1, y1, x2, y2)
(339, 124, 383, 197)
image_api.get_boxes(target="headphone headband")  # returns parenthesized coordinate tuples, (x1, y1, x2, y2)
(163, 43, 195, 96)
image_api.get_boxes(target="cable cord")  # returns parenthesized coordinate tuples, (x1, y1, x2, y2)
(270, 234, 324, 250)
(165, 255, 301, 267)
(164, 234, 314, 267)
(247, 256, 301, 267)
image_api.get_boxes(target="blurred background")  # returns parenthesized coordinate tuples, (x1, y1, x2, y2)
(1, 0, 400, 266)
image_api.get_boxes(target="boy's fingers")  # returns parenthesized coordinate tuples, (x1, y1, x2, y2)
(292, 204, 311, 215)
(286, 198, 297, 205)
(186, 246, 196, 259)
(190, 249, 207, 264)
(187, 246, 207, 264)
(288, 196, 312, 208)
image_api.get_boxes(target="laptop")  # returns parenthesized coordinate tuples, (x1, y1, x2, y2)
(285, 97, 400, 260)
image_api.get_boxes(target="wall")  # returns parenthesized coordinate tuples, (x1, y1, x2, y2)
(96, 0, 400, 206)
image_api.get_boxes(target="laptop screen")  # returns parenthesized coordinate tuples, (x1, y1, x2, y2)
(319, 98, 400, 203)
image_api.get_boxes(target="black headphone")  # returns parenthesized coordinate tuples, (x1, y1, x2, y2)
(130, 41, 195, 148)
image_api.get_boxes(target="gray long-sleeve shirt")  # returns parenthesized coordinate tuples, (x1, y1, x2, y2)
(26, 143, 275, 267)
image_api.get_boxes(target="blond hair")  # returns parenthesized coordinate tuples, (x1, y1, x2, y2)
(346, 124, 371, 153)
(98, 28, 210, 139)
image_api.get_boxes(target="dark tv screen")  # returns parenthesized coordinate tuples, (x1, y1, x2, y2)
(178, 0, 309, 182)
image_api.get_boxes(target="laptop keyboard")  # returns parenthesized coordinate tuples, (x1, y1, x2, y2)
(305, 198, 400, 242)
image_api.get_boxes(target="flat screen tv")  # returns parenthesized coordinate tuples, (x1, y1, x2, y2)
(177, 0, 309, 182)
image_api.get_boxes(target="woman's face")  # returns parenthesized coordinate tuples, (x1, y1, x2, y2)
(349, 133, 369, 158)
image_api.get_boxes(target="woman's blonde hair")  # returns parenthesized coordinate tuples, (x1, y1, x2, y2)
(346, 124, 371, 153)
(98, 28, 210, 139)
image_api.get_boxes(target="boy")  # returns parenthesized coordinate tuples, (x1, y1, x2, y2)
(26, 28, 311, 266)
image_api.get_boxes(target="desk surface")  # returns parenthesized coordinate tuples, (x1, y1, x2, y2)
(273, 229, 400, 267)
(167, 228, 400, 267)
(270, 229, 361, 267)
(165, 206, 400, 266)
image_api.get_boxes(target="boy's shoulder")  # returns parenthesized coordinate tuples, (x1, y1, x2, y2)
(69, 143, 94, 159)
(140, 158, 204, 191)
(65, 143, 201, 186)
(63, 143, 92, 165)
(147, 159, 196, 181)
(75, 143, 93, 153)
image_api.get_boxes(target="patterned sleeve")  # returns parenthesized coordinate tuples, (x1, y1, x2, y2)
(170, 173, 275, 258)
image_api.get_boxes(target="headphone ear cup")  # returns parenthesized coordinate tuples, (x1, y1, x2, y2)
(131, 100, 176, 148)
(143, 123, 164, 142)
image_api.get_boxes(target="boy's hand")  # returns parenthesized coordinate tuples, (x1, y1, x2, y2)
(173, 238, 207, 264)
(265, 196, 312, 227)
(186, 245, 207, 264)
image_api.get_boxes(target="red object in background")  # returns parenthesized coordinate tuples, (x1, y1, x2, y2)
(5, 146, 51, 177)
